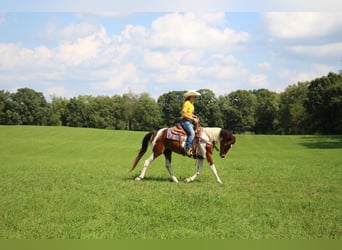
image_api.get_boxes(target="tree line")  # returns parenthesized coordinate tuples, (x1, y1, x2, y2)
(0, 72, 341, 134)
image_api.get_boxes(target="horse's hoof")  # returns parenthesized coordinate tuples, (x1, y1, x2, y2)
(135, 177, 142, 181)
(184, 178, 191, 183)
(171, 176, 179, 183)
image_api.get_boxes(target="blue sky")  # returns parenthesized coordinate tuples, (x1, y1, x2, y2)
(0, 1, 342, 99)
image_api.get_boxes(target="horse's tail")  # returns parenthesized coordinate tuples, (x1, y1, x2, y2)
(130, 130, 156, 171)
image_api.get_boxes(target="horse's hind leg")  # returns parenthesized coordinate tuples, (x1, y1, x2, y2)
(135, 153, 154, 181)
(164, 149, 179, 183)
(185, 159, 203, 183)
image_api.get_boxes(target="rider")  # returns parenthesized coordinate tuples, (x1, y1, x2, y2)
(181, 90, 201, 156)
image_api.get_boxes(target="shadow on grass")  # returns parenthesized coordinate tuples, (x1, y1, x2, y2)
(124, 176, 174, 182)
(299, 135, 342, 149)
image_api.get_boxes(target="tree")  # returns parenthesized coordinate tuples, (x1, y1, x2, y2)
(89, 96, 117, 129)
(1, 71, 341, 134)
(253, 89, 280, 134)
(134, 93, 162, 131)
(0, 90, 10, 124)
(157, 91, 185, 127)
(50, 96, 69, 126)
(111, 95, 126, 130)
(219, 90, 256, 132)
(305, 72, 342, 134)
(1, 88, 51, 125)
(196, 89, 223, 127)
(122, 91, 139, 130)
(279, 82, 309, 134)
(64, 96, 90, 127)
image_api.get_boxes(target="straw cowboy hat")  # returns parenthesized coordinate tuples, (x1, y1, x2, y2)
(184, 90, 201, 98)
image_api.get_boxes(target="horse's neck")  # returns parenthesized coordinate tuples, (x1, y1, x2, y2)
(203, 127, 221, 142)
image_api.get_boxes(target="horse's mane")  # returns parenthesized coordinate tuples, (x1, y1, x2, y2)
(219, 129, 236, 143)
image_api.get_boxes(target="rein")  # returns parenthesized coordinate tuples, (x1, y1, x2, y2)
(197, 136, 220, 151)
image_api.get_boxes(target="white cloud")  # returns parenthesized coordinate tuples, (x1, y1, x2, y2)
(47, 85, 66, 97)
(45, 20, 103, 42)
(149, 12, 248, 50)
(200, 65, 237, 80)
(143, 49, 202, 72)
(279, 64, 336, 84)
(143, 49, 200, 84)
(92, 63, 141, 91)
(257, 62, 271, 70)
(263, 12, 342, 40)
(56, 35, 101, 66)
(0, 43, 29, 69)
(249, 74, 270, 88)
(179, 50, 205, 65)
(121, 24, 147, 45)
(289, 42, 342, 57)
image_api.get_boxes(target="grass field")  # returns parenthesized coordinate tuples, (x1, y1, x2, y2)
(0, 126, 341, 239)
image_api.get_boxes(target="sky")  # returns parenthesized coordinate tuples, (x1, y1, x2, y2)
(0, 1, 342, 99)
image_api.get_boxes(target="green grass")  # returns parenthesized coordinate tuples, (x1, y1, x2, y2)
(0, 126, 341, 239)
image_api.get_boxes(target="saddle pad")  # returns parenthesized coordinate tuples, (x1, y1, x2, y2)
(166, 128, 187, 142)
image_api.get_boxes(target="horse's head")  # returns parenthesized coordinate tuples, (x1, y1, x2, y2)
(219, 130, 236, 158)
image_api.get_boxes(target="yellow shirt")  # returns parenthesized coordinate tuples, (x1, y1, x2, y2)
(182, 100, 194, 117)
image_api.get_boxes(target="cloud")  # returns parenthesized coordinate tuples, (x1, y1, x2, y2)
(261, 11, 341, 86)
(263, 12, 342, 40)
(249, 74, 270, 88)
(289, 42, 342, 58)
(44, 19, 103, 42)
(121, 24, 147, 44)
(279, 64, 336, 84)
(257, 62, 271, 70)
(90, 63, 147, 96)
(0, 13, 5, 25)
(47, 85, 66, 97)
(7, 12, 339, 99)
(56, 34, 101, 66)
(149, 12, 248, 50)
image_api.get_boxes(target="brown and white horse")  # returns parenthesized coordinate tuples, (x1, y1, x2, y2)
(131, 127, 236, 184)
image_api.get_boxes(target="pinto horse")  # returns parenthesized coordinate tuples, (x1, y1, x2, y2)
(131, 127, 236, 184)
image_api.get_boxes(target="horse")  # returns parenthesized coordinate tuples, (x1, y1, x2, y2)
(131, 126, 236, 184)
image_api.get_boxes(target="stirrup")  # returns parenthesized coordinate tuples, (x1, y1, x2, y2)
(185, 148, 193, 157)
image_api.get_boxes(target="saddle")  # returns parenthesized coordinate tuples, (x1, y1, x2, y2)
(170, 123, 188, 137)
(168, 123, 201, 140)
(167, 123, 205, 158)
(166, 124, 187, 143)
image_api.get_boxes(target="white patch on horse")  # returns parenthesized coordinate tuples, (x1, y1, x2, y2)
(152, 128, 167, 147)
(202, 127, 221, 143)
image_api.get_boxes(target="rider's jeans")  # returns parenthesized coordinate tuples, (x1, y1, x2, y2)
(181, 119, 195, 150)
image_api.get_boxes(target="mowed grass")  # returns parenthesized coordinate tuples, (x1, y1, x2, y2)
(0, 126, 341, 239)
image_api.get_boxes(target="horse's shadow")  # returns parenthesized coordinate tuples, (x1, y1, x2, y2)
(124, 175, 198, 183)
(124, 176, 174, 182)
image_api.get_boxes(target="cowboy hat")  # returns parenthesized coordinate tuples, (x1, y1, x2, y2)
(184, 90, 201, 98)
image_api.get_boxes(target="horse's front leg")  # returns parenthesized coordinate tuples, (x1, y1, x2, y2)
(185, 159, 203, 183)
(209, 164, 223, 184)
(164, 150, 179, 183)
(206, 149, 223, 184)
